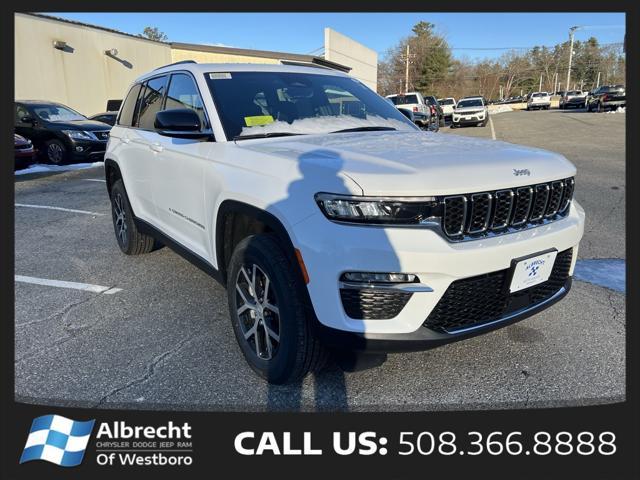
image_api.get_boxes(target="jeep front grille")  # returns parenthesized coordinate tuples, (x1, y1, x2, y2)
(441, 177, 574, 241)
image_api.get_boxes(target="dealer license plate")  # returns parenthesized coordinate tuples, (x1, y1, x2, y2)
(509, 250, 558, 293)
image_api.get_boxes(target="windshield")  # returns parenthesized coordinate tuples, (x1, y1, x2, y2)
(567, 91, 582, 96)
(387, 94, 419, 105)
(438, 98, 455, 105)
(533, 93, 548, 97)
(457, 99, 483, 108)
(33, 105, 86, 122)
(206, 71, 416, 139)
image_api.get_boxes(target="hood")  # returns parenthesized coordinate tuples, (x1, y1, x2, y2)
(238, 131, 576, 196)
(46, 119, 112, 131)
(455, 105, 485, 113)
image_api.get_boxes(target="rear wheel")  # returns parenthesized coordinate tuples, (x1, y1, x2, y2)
(227, 234, 327, 384)
(110, 180, 155, 255)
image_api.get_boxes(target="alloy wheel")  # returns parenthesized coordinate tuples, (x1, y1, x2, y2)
(113, 193, 128, 246)
(235, 263, 280, 360)
(47, 143, 64, 164)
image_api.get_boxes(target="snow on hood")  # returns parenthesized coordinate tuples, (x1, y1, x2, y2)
(240, 114, 415, 136)
(239, 130, 576, 196)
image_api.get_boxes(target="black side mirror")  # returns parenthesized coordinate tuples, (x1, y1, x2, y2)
(154, 109, 208, 138)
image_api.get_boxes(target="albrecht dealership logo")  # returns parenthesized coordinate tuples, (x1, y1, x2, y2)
(20, 415, 95, 467)
(20, 416, 193, 467)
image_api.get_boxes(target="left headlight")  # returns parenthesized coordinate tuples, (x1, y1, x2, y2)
(62, 130, 97, 141)
(314, 193, 440, 225)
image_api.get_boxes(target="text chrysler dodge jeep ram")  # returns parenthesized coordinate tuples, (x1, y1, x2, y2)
(105, 61, 585, 383)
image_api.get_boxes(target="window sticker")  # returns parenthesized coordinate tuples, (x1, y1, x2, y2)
(208, 72, 232, 80)
(244, 115, 274, 127)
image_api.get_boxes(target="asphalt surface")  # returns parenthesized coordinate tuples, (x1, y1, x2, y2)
(14, 108, 625, 411)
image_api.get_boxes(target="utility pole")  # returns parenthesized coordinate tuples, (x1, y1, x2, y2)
(566, 26, 580, 95)
(404, 44, 410, 92)
(539, 74, 543, 92)
(596, 71, 601, 88)
(399, 44, 416, 93)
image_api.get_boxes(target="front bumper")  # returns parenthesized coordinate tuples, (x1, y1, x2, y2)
(292, 201, 584, 340)
(452, 113, 485, 125)
(316, 278, 571, 352)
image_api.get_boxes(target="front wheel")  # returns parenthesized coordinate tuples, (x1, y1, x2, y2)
(227, 234, 327, 384)
(45, 139, 68, 165)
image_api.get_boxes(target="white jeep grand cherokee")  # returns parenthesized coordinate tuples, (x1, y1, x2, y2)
(105, 61, 585, 384)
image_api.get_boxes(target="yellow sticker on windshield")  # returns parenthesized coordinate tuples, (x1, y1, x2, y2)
(244, 115, 274, 127)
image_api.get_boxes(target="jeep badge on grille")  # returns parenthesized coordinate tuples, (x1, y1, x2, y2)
(513, 168, 531, 176)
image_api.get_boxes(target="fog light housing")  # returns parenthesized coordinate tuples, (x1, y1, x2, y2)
(75, 146, 84, 152)
(341, 272, 417, 284)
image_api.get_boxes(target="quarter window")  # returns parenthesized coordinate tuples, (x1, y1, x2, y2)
(136, 76, 168, 130)
(118, 84, 142, 127)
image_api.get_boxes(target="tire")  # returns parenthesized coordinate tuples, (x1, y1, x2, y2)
(44, 139, 68, 165)
(110, 180, 155, 255)
(597, 101, 604, 113)
(227, 234, 327, 384)
(439, 115, 445, 128)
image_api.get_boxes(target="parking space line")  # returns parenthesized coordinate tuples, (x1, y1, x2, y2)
(83, 179, 107, 183)
(489, 116, 497, 140)
(15, 203, 105, 216)
(15, 275, 122, 294)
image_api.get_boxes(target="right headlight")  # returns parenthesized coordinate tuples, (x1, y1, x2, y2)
(314, 193, 440, 225)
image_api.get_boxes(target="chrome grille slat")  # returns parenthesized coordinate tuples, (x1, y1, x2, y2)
(529, 184, 551, 221)
(468, 193, 492, 234)
(440, 177, 574, 242)
(491, 190, 515, 229)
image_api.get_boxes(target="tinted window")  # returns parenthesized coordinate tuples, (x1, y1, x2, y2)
(165, 73, 207, 129)
(137, 76, 168, 129)
(15, 105, 29, 123)
(118, 84, 142, 127)
(457, 99, 483, 108)
(206, 72, 416, 139)
(439, 99, 455, 105)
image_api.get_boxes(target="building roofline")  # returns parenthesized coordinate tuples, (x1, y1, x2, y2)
(19, 12, 168, 45)
(170, 42, 351, 72)
(18, 13, 352, 73)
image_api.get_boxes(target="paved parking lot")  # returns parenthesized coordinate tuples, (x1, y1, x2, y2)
(15, 108, 625, 411)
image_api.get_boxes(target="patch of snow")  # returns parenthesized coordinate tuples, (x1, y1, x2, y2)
(240, 114, 415, 136)
(573, 258, 625, 293)
(488, 105, 513, 115)
(15, 162, 103, 176)
(604, 107, 625, 114)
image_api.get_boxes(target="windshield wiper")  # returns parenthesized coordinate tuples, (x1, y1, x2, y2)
(330, 126, 397, 133)
(233, 132, 304, 141)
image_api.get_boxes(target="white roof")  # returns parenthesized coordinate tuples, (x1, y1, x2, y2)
(136, 62, 349, 83)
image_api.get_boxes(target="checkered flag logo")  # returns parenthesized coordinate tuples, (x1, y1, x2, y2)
(20, 415, 95, 467)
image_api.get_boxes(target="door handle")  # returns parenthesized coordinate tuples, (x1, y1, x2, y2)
(149, 142, 163, 153)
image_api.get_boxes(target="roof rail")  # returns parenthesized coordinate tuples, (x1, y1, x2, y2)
(279, 60, 333, 70)
(153, 60, 197, 71)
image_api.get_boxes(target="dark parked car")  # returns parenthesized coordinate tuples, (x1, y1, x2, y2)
(15, 101, 112, 164)
(89, 111, 118, 126)
(14, 133, 35, 170)
(587, 85, 625, 112)
(424, 96, 445, 127)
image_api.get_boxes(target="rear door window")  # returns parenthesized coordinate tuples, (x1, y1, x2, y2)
(136, 76, 168, 130)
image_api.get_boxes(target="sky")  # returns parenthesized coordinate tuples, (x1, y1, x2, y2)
(46, 12, 626, 61)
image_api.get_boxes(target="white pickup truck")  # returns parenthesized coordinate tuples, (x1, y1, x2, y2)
(385, 92, 429, 115)
(527, 92, 551, 110)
